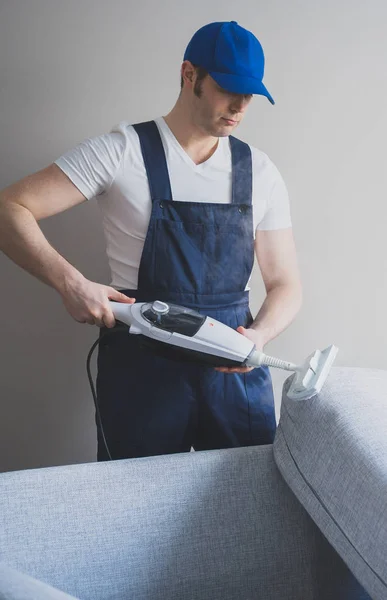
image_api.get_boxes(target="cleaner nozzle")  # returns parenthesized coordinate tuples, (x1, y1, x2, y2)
(287, 344, 338, 400)
(247, 345, 338, 401)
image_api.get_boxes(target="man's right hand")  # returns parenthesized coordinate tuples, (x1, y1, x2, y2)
(0, 164, 135, 328)
(60, 275, 135, 328)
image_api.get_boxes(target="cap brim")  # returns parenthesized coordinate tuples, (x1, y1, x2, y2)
(209, 71, 275, 105)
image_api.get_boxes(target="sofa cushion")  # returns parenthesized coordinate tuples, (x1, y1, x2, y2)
(0, 562, 79, 600)
(273, 367, 387, 600)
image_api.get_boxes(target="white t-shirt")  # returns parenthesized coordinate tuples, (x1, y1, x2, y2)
(55, 117, 291, 290)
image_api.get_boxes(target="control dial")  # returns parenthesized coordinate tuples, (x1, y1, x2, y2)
(151, 301, 169, 315)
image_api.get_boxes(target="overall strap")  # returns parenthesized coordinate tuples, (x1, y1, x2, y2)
(132, 121, 173, 202)
(229, 136, 253, 205)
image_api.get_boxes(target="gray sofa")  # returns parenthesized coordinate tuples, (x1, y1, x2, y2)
(0, 366, 385, 599)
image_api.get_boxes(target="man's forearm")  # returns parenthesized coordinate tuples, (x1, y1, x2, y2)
(0, 200, 84, 294)
(250, 282, 302, 347)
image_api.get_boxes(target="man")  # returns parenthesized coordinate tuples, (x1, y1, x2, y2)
(0, 21, 302, 460)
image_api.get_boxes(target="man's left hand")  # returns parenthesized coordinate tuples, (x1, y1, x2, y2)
(215, 326, 264, 374)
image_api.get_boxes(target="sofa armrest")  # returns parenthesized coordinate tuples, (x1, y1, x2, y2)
(274, 367, 386, 600)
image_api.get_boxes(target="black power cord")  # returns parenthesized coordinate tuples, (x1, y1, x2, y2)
(86, 326, 127, 461)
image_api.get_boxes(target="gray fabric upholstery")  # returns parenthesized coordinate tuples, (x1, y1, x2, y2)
(0, 562, 78, 600)
(274, 366, 387, 600)
(0, 445, 367, 599)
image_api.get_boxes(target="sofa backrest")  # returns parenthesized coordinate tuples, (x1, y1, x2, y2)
(0, 445, 368, 599)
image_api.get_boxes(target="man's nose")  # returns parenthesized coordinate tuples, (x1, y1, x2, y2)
(229, 95, 250, 114)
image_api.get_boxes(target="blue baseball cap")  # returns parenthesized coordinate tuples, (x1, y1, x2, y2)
(184, 21, 274, 104)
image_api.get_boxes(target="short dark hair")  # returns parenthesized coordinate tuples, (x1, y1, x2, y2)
(180, 64, 208, 97)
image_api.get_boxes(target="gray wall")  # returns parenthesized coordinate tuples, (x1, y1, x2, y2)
(1, 0, 386, 472)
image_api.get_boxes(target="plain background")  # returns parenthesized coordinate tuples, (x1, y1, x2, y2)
(0, 0, 386, 473)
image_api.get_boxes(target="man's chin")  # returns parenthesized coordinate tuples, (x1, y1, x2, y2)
(217, 130, 233, 138)
(210, 123, 238, 137)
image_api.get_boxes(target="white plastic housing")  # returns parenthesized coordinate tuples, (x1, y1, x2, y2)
(110, 301, 254, 363)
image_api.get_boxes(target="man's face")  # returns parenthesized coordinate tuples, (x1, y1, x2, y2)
(192, 73, 253, 137)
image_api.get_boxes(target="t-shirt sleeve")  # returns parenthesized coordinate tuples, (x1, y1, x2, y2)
(54, 130, 125, 200)
(257, 163, 292, 231)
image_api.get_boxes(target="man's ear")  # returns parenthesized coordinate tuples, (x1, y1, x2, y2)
(181, 60, 195, 86)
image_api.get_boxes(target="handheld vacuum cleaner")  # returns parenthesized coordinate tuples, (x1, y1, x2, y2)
(108, 300, 338, 401)
(87, 299, 338, 459)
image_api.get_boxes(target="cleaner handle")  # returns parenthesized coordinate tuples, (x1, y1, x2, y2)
(108, 300, 134, 327)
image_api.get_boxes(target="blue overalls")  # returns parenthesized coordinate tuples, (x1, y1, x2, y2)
(96, 121, 276, 460)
